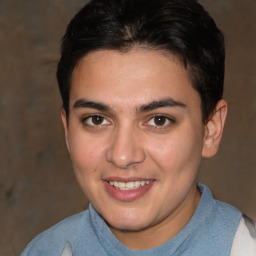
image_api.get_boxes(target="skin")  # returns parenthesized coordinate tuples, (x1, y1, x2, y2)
(61, 49, 227, 250)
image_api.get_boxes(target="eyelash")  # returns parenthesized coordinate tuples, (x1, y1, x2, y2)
(145, 115, 175, 129)
(81, 114, 175, 130)
(82, 114, 111, 127)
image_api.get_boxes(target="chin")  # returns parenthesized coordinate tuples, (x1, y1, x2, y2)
(104, 208, 153, 232)
(108, 219, 150, 232)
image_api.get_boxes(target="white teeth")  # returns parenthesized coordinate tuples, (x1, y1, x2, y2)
(108, 180, 151, 190)
(135, 181, 140, 187)
(126, 182, 134, 189)
(118, 182, 126, 189)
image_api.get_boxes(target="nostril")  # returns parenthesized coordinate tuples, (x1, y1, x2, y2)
(105, 127, 146, 168)
(106, 146, 146, 169)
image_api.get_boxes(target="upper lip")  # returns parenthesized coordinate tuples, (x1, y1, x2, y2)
(103, 177, 154, 182)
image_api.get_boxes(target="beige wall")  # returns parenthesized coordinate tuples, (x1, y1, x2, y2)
(0, 0, 255, 255)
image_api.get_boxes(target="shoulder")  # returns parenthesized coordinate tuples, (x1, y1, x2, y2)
(214, 199, 241, 216)
(197, 184, 242, 237)
(204, 195, 242, 236)
(20, 210, 90, 256)
(199, 184, 241, 219)
(213, 199, 242, 227)
(230, 215, 256, 256)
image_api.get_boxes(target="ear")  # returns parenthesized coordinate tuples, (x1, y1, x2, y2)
(202, 99, 228, 158)
(61, 108, 70, 152)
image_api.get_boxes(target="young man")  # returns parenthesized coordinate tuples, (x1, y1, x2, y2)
(21, 0, 256, 255)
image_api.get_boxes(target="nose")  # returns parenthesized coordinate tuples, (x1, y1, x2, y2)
(106, 125, 146, 169)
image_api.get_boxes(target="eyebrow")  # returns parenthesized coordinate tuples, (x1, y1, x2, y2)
(73, 99, 111, 112)
(137, 98, 186, 113)
(73, 97, 186, 113)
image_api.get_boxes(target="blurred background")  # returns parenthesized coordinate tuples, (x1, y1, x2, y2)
(0, 0, 255, 255)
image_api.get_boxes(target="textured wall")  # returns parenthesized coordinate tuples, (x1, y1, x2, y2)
(0, 0, 255, 255)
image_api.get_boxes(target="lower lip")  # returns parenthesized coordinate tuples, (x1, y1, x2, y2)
(103, 181, 154, 202)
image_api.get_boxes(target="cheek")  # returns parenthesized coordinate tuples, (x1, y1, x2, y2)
(68, 133, 108, 201)
(147, 127, 204, 176)
(68, 133, 106, 176)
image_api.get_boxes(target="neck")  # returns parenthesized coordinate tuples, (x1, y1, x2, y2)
(110, 184, 201, 250)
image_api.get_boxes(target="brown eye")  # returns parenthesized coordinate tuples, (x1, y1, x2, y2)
(84, 115, 110, 126)
(91, 115, 104, 125)
(146, 115, 174, 128)
(153, 116, 167, 126)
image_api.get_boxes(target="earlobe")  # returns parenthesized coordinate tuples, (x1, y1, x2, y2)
(61, 108, 70, 152)
(202, 99, 228, 158)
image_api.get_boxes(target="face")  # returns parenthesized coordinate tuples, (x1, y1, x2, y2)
(62, 49, 213, 233)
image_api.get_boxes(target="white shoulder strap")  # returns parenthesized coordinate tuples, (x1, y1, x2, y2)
(62, 243, 73, 256)
(230, 215, 256, 256)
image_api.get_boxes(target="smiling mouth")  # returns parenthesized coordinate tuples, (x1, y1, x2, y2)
(108, 180, 151, 190)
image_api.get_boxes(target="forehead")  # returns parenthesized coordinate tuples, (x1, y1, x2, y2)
(70, 49, 200, 109)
